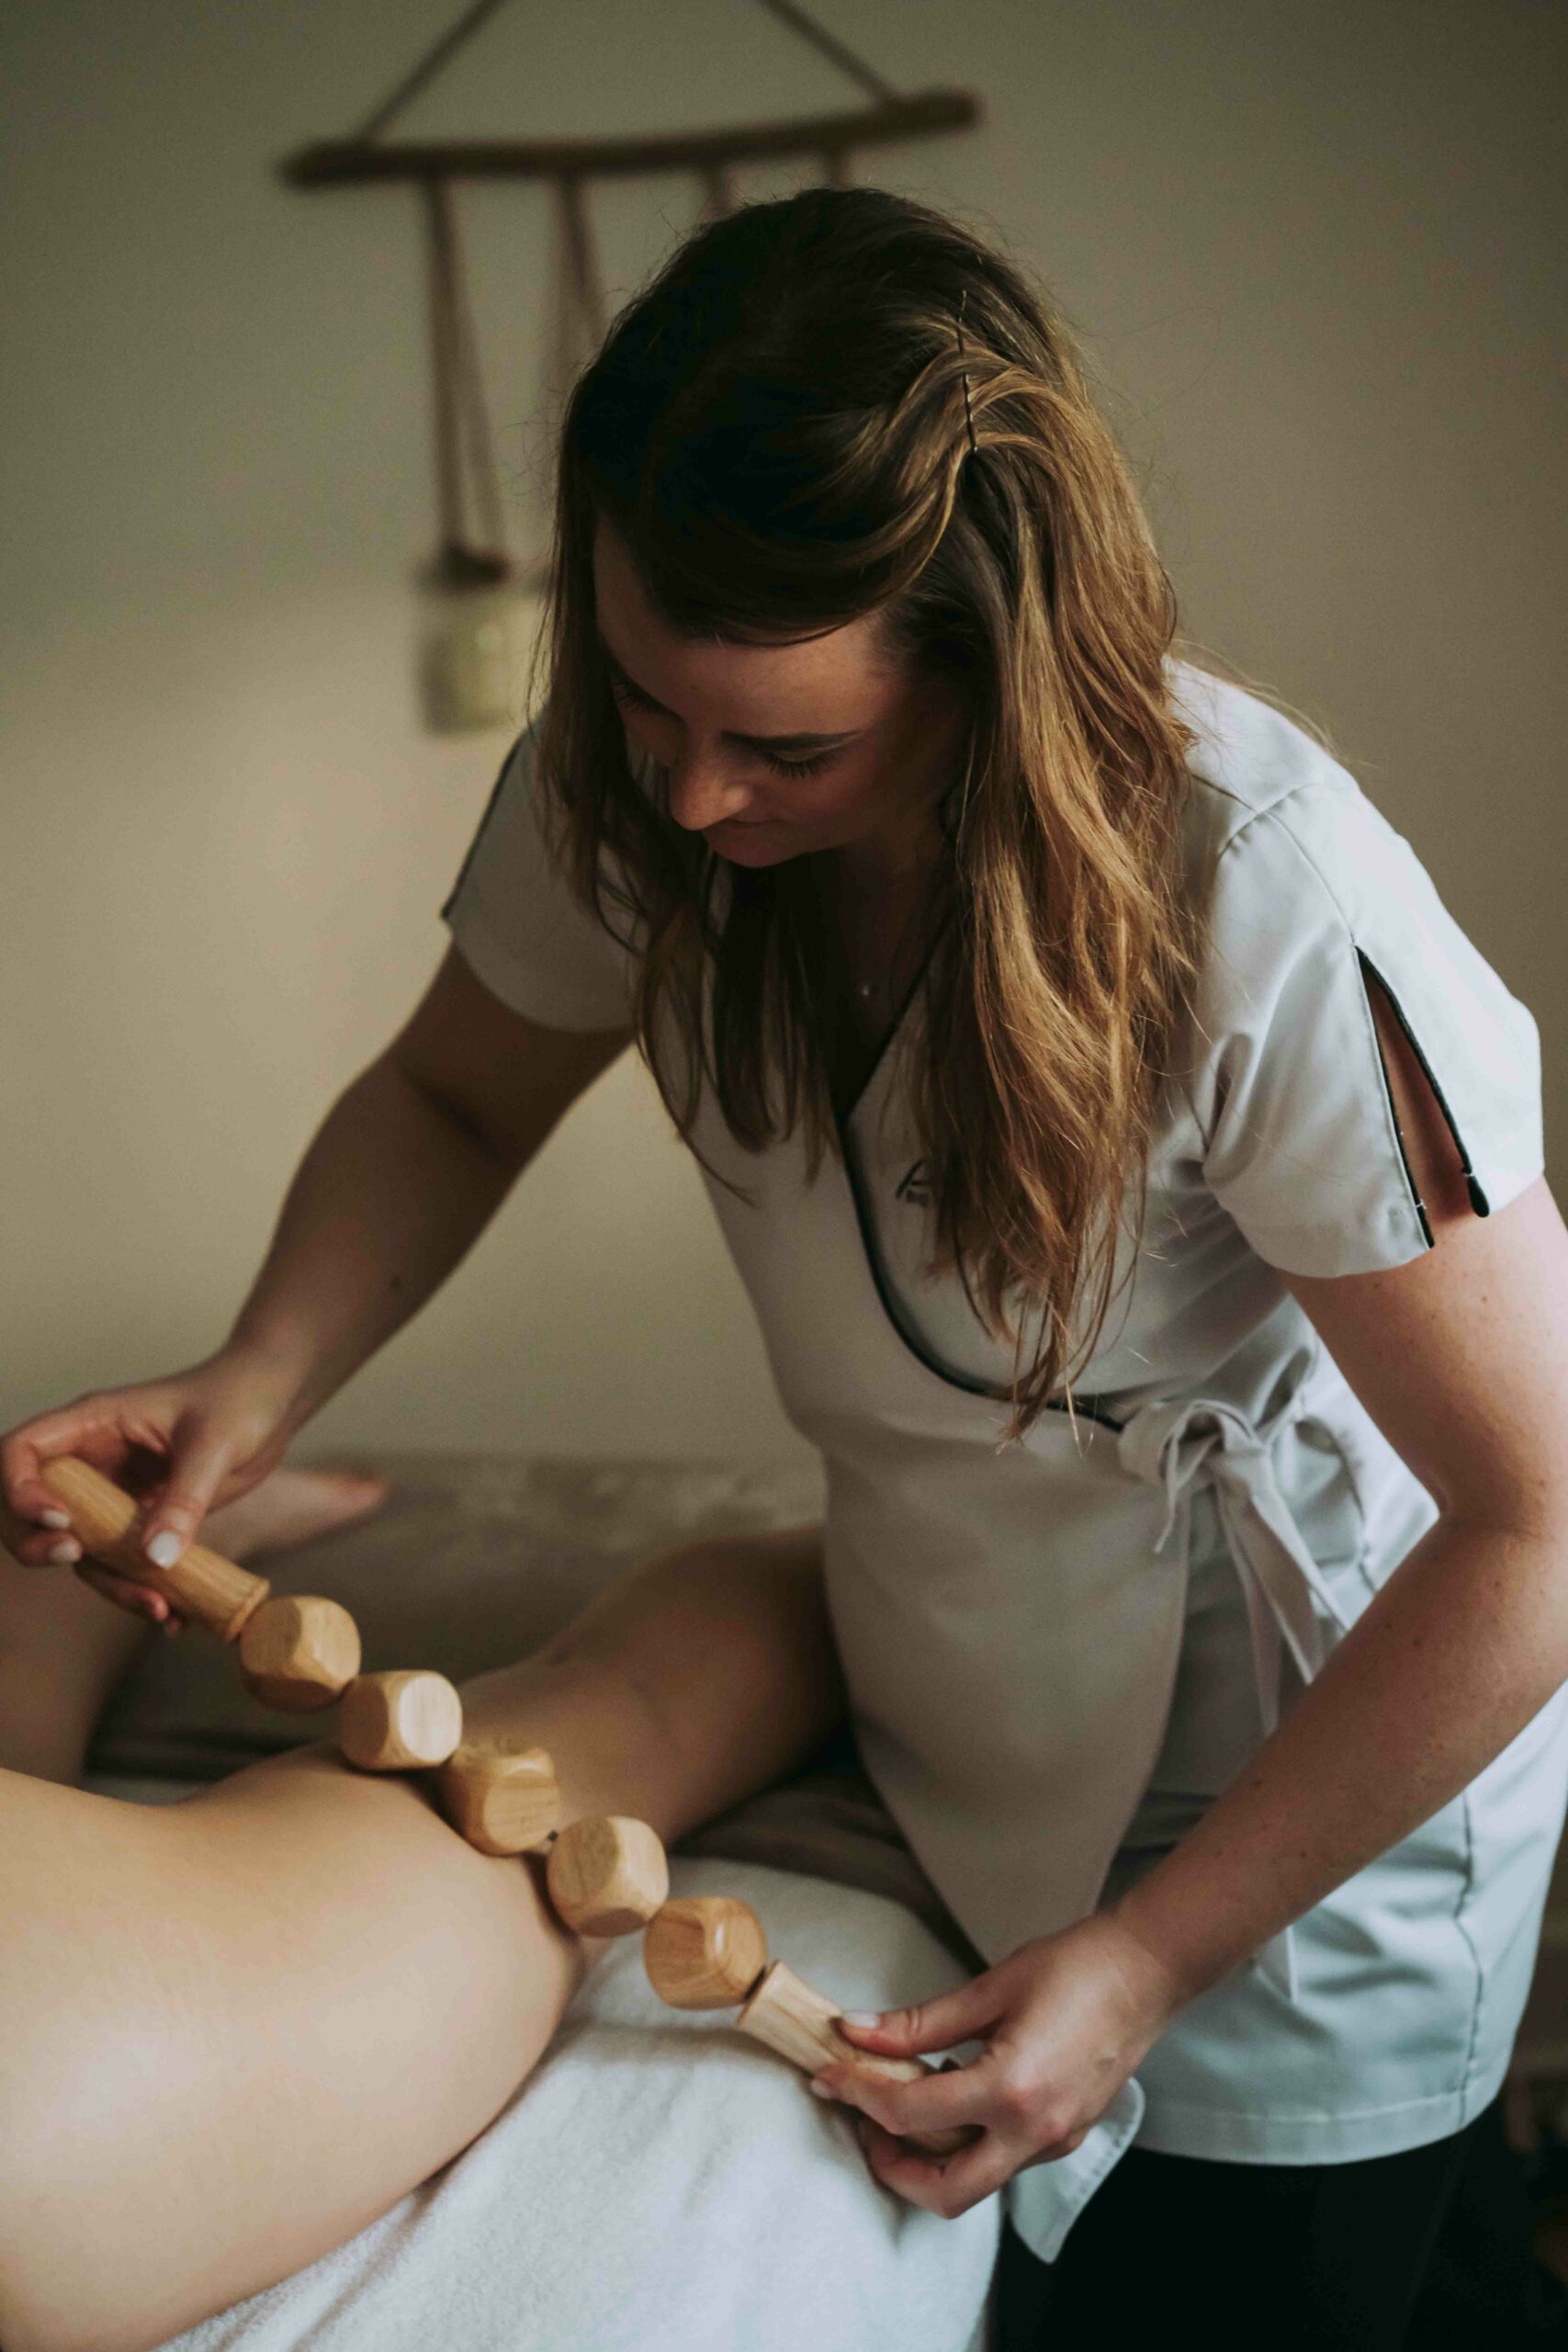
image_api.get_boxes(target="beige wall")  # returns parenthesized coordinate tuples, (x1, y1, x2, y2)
(4, 2, 1562, 1469)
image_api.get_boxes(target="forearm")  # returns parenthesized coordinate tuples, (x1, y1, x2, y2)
(223, 1055, 516, 1436)
(1109, 1509, 1568, 2007)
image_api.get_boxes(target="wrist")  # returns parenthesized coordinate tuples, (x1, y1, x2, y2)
(1103, 1871, 1231, 2018)
(212, 1334, 317, 1437)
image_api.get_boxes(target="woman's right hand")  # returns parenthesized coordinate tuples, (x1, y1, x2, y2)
(0, 1350, 302, 1630)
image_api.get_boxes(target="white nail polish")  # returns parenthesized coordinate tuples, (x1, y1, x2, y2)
(146, 1531, 184, 1568)
(49, 1540, 78, 1565)
(840, 2011, 881, 2028)
(39, 1509, 70, 1529)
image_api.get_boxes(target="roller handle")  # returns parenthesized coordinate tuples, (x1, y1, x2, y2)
(734, 1959, 973, 2158)
(38, 1454, 270, 1643)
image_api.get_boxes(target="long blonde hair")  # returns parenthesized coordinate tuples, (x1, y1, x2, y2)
(524, 187, 1219, 1442)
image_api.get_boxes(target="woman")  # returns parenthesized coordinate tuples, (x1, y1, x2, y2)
(5, 184, 1566, 2347)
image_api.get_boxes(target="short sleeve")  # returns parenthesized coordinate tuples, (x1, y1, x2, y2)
(439, 717, 637, 1032)
(1188, 775, 1545, 1278)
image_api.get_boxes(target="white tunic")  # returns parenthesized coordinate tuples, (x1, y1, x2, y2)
(439, 662, 1568, 2262)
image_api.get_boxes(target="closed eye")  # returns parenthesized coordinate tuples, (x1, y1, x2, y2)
(608, 675, 839, 778)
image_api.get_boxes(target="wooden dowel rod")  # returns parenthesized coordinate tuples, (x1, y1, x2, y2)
(735, 1959, 972, 2157)
(38, 1456, 270, 1644)
(277, 93, 980, 188)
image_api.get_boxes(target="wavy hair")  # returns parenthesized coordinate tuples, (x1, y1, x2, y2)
(521, 186, 1226, 1443)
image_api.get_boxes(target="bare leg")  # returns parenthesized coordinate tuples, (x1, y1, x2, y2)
(0, 1524, 840, 2352)
(0, 1464, 389, 1785)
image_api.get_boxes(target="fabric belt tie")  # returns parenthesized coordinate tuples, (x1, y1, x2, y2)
(1115, 1388, 1357, 2004)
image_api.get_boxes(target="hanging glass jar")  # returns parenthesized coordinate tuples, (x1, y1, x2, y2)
(414, 544, 536, 735)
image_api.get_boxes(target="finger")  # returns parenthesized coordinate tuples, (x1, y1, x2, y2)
(861, 2111, 1021, 2219)
(853, 2113, 998, 2219)
(854, 2112, 947, 2206)
(133, 1422, 235, 1570)
(1, 1521, 85, 1570)
(73, 1561, 174, 1624)
(1011, 2124, 1094, 2167)
(1, 1402, 96, 1519)
(814, 2051, 996, 2140)
(911, 2123, 1022, 2216)
(834, 1970, 1010, 2060)
(0, 1413, 99, 1553)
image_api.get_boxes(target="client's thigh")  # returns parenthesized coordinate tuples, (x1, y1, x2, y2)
(0, 1748, 587, 2352)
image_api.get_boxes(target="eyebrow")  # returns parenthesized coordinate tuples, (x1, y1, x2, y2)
(597, 634, 864, 752)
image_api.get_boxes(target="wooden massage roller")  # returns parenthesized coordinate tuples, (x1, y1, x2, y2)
(41, 1455, 972, 2158)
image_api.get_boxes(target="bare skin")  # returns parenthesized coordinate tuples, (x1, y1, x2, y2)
(0, 1519, 843, 2352)
(0, 1463, 390, 1787)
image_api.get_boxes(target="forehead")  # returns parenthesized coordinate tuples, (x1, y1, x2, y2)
(591, 513, 888, 697)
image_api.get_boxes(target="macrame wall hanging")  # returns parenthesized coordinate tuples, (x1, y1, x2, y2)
(278, 0, 980, 733)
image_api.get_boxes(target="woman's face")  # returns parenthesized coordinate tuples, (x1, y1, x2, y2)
(592, 514, 966, 879)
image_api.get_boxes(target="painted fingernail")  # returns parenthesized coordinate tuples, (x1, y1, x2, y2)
(146, 1530, 183, 1568)
(39, 1508, 70, 1529)
(809, 2076, 834, 2098)
(840, 2010, 881, 2028)
(49, 1540, 79, 1564)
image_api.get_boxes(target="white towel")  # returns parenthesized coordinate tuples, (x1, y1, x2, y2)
(150, 1854, 999, 2352)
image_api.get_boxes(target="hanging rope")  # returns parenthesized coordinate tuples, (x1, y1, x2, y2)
(556, 171, 605, 347)
(421, 175, 507, 573)
(354, 0, 900, 146)
(352, 0, 513, 145)
(286, 0, 977, 601)
(749, 0, 898, 105)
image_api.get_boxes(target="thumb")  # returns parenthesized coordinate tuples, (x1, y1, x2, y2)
(837, 1969, 1009, 2058)
(137, 1426, 235, 1568)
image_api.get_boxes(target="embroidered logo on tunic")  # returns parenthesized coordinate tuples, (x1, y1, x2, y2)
(896, 1159, 932, 1207)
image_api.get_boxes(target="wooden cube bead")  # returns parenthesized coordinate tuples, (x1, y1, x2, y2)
(239, 1594, 362, 1713)
(545, 1815, 669, 1937)
(643, 1895, 768, 2009)
(339, 1670, 463, 1771)
(735, 1960, 970, 2157)
(434, 1739, 561, 1856)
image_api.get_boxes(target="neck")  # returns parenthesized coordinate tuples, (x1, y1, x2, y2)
(823, 811, 944, 906)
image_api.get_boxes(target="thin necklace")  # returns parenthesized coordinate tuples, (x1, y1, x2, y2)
(819, 837, 946, 1017)
(848, 896, 940, 1016)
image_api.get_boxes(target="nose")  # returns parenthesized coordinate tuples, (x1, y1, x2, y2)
(663, 754, 755, 833)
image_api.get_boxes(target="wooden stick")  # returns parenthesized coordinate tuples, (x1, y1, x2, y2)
(736, 1957, 971, 2158)
(39, 1456, 269, 1643)
(277, 94, 979, 188)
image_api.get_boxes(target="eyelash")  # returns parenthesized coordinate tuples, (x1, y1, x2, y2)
(609, 676, 837, 778)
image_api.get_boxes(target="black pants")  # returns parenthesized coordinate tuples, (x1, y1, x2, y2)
(991, 2091, 1568, 2351)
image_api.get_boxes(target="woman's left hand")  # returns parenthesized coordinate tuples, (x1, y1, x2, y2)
(809, 1912, 1186, 2219)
